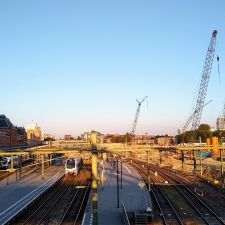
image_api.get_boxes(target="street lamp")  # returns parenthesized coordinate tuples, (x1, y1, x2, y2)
(120, 160, 123, 189)
(147, 151, 151, 191)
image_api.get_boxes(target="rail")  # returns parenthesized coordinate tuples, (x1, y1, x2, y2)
(158, 168, 225, 225)
(0, 170, 64, 225)
(122, 202, 130, 225)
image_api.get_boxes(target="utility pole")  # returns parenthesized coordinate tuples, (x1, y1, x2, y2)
(193, 150, 196, 175)
(91, 131, 98, 225)
(101, 156, 104, 190)
(181, 150, 184, 173)
(159, 150, 162, 167)
(200, 152, 203, 177)
(147, 151, 151, 191)
(42, 154, 45, 179)
(11, 154, 13, 171)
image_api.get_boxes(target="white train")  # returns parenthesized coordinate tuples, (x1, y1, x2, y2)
(65, 157, 83, 175)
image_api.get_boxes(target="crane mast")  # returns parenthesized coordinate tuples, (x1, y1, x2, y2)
(131, 96, 147, 136)
(191, 30, 217, 131)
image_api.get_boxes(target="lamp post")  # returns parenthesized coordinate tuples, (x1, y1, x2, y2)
(200, 152, 203, 177)
(221, 148, 224, 187)
(120, 160, 123, 189)
(116, 159, 120, 208)
(101, 156, 104, 190)
(147, 151, 151, 191)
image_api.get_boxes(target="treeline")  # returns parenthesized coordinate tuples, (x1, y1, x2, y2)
(176, 124, 225, 144)
(105, 133, 131, 143)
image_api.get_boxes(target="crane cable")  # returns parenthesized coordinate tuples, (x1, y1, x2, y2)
(216, 38, 220, 84)
(217, 55, 220, 84)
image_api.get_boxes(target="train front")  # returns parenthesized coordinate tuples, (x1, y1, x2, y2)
(65, 158, 76, 175)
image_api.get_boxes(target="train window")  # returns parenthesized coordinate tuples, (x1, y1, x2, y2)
(66, 159, 75, 168)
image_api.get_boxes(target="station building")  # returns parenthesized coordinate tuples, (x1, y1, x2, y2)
(25, 123, 42, 146)
(0, 115, 17, 146)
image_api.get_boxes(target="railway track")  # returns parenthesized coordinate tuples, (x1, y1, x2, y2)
(151, 183, 183, 225)
(131, 162, 184, 225)
(130, 159, 225, 225)
(59, 181, 90, 225)
(153, 165, 225, 225)
(167, 167, 225, 204)
(8, 166, 91, 225)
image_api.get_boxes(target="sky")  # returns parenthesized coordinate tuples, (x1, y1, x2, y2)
(1, 1, 225, 138)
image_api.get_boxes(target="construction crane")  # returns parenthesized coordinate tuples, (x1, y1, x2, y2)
(191, 30, 217, 131)
(131, 96, 147, 137)
(179, 100, 212, 134)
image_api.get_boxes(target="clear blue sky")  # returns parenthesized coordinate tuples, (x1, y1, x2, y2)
(1, 1, 225, 138)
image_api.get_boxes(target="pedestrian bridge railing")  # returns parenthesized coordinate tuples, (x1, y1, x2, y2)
(122, 202, 130, 225)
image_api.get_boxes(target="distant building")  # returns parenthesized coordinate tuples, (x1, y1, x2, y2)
(132, 135, 154, 145)
(216, 116, 225, 130)
(64, 135, 73, 141)
(81, 131, 104, 143)
(104, 133, 154, 144)
(0, 131, 10, 146)
(17, 127, 27, 145)
(156, 135, 175, 146)
(0, 115, 17, 146)
(26, 123, 41, 146)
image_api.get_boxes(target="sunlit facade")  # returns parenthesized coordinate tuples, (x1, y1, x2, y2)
(25, 123, 42, 146)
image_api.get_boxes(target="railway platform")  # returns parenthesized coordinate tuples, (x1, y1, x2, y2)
(0, 165, 64, 225)
(82, 160, 152, 225)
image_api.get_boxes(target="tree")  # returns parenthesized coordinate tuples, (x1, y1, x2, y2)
(199, 124, 211, 131)
(197, 124, 211, 142)
(212, 130, 225, 144)
(125, 132, 131, 143)
(44, 137, 55, 141)
(176, 123, 213, 144)
(197, 130, 211, 143)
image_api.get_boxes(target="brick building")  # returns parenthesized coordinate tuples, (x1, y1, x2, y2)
(0, 115, 18, 146)
(17, 127, 27, 145)
(64, 135, 73, 141)
(156, 135, 175, 146)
